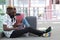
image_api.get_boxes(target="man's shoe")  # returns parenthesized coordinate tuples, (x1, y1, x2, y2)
(45, 26, 51, 33)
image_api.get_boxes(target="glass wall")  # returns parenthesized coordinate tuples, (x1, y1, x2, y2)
(0, 0, 6, 32)
(52, 0, 60, 21)
(13, 0, 60, 21)
(0, 0, 6, 13)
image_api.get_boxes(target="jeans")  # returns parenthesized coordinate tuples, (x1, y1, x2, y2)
(22, 18, 30, 27)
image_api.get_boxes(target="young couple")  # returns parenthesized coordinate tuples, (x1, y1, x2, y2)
(3, 6, 52, 38)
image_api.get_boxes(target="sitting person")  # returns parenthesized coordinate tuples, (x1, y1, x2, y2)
(3, 6, 51, 38)
(13, 7, 30, 29)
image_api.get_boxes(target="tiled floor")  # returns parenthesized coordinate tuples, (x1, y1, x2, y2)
(0, 22, 60, 40)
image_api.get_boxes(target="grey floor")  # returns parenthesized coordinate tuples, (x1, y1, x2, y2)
(0, 21, 60, 40)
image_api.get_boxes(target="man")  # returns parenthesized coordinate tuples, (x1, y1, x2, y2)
(3, 6, 51, 38)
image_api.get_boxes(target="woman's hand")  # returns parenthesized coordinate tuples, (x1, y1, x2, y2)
(13, 22, 23, 27)
(14, 27, 20, 30)
(14, 27, 25, 30)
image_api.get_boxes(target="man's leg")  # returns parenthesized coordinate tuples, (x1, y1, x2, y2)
(28, 27, 51, 36)
(10, 27, 51, 38)
(10, 28, 29, 38)
(27, 27, 44, 36)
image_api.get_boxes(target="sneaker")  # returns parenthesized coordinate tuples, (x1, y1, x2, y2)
(45, 26, 51, 33)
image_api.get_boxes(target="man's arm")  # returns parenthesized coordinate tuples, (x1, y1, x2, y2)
(3, 24, 19, 31)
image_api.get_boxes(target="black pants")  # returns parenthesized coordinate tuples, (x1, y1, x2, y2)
(10, 27, 45, 38)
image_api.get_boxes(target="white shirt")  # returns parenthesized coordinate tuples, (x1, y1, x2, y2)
(3, 14, 16, 38)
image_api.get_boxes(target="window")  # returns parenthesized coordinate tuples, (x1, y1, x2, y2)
(52, 0, 60, 21)
(0, 0, 6, 13)
(13, 0, 60, 21)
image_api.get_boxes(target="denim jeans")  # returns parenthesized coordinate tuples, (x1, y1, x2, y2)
(22, 18, 30, 27)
